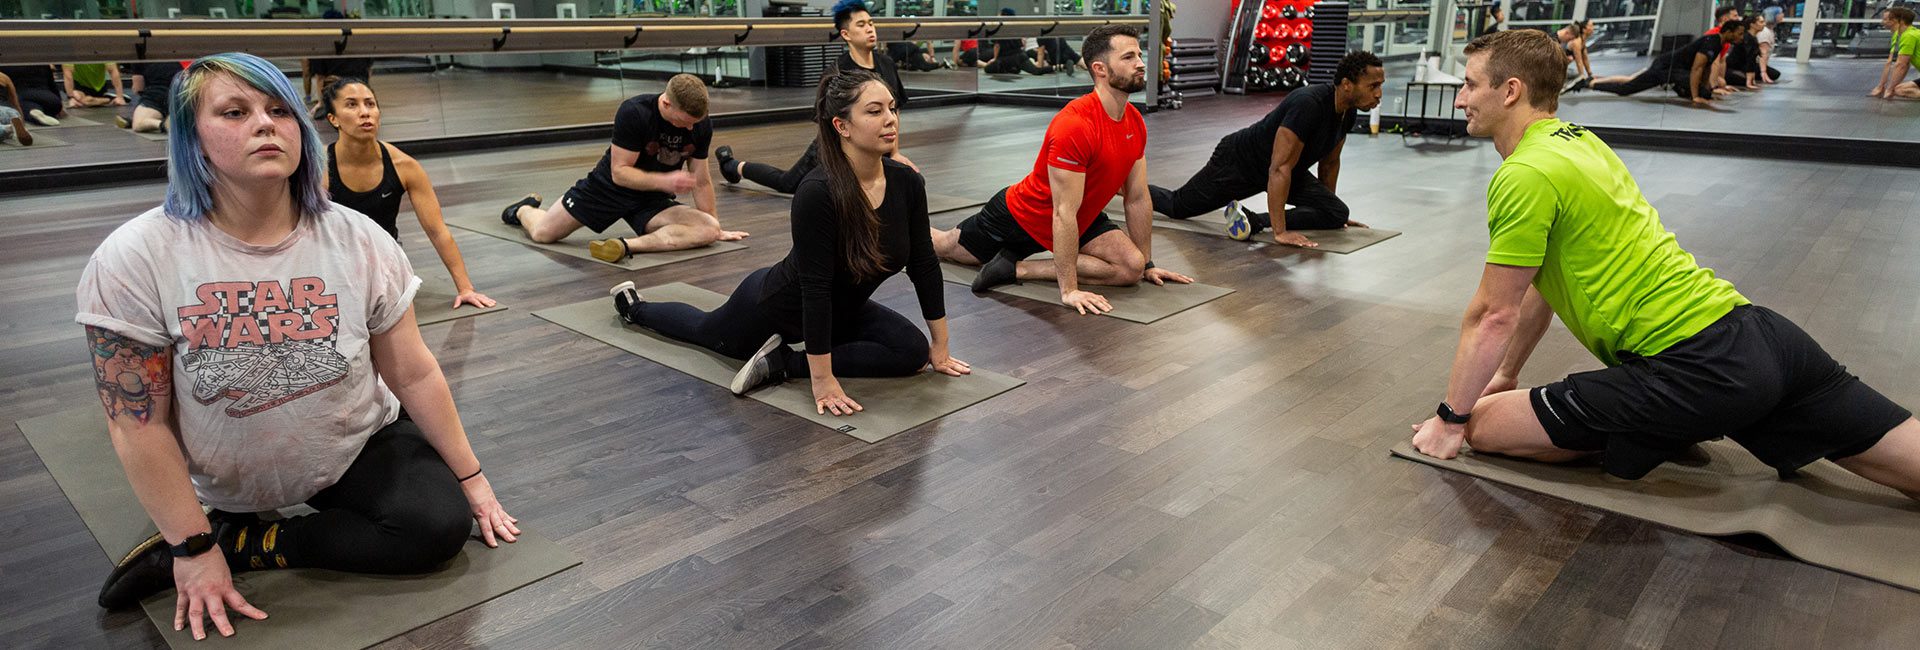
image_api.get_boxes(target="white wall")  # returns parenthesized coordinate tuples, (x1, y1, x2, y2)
(1167, 0, 1233, 41)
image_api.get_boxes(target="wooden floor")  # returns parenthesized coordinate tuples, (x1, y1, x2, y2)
(3, 96, 1918, 649)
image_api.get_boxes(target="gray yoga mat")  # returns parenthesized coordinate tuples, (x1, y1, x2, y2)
(17, 408, 581, 649)
(0, 133, 72, 149)
(531, 283, 1023, 443)
(413, 276, 507, 326)
(725, 184, 986, 215)
(1390, 439, 1920, 592)
(1106, 199, 1401, 254)
(129, 128, 170, 141)
(27, 113, 104, 129)
(938, 260, 1233, 324)
(442, 210, 746, 271)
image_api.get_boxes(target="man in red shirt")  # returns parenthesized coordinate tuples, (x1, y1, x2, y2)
(932, 25, 1193, 315)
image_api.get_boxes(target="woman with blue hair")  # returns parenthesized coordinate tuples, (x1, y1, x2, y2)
(75, 52, 518, 640)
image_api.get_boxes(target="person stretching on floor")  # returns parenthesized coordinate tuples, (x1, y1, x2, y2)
(322, 77, 494, 310)
(931, 25, 1194, 315)
(1411, 31, 1920, 503)
(714, 0, 918, 194)
(1555, 20, 1596, 90)
(1147, 51, 1384, 248)
(500, 73, 747, 263)
(1871, 8, 1920, 100)
(1584, 20, 1745, 105)
(79, 53, 518, 640)
(611, 68, 969, 416)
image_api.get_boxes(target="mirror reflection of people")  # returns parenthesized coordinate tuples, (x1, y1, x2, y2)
(321, 78, 495, 310)
(1585, 20, 1746, 106)
(63, 63, 127, 108)
(1416, 30, 1920, 506)
(1554, 20, 1595, 90)
(117, 61, 189, 133)
(613, 68, 969, 416)
(1871, 8, 1920, 99)
(82, 53, 518, 641)
(0, 70, 34, 145)
(0, 64, 64, 125)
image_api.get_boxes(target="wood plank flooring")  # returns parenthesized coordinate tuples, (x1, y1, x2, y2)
(2, 96, 1917, 649)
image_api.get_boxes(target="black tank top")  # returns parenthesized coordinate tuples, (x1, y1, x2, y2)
(327, 142, 406, 240)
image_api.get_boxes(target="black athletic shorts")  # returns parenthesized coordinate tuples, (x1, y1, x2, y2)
(954, 187, 1122, 263)
(559, 179, 681, 235)
(137, 79, 172, 114)
(1530, 304, 1910, 480)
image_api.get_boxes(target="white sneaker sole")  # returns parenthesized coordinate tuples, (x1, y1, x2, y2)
(729, 334, 784, 396)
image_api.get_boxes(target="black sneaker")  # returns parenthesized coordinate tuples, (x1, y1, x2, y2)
(98, 532, 173, 609)
(501, 193, 541, 227)
(970, 250, 1021, 293)
(715, 146, 742, 184)
(610, 281, 643, 324)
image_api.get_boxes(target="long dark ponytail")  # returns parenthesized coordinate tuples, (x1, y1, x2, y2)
(813, 68, 890, 282)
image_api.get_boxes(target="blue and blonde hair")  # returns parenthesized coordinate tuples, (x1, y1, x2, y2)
(164, 52, 330, 221)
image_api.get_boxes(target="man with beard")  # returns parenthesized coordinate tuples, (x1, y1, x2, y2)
(1146, 51, 1385, 248)
(931, 25, 1194, 316)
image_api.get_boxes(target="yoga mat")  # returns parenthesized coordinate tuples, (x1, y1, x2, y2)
(413, 276, 507, 326)
(28, 113, 104, 129)
(17, 408, 581, 649)
(937, 260, 1232, 324)
(0, 133, 71, 149)
(1106, 199, 1401, 254)
(724, 184, 985, 215)
(129, 128, 170, 141)
(441, 210, 746, 271)
(531, 283, 1023, 443)
(1390, 439, 1920, 592)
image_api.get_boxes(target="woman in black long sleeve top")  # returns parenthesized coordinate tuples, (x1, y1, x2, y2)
(612, 68, 970, 416)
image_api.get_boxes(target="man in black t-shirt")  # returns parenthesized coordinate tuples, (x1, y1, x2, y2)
(1586, 20, 1746, 103)
(502, 74, 747, 262)
(1148, 51, 1384, 249)
(713, 0, 919, 194)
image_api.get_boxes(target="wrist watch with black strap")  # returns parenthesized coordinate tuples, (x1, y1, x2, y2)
(170, 532, 217, 558)
(1436, 401, 1471, 425)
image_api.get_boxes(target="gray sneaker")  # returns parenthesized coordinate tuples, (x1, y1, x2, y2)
(729, 334, 786, 395)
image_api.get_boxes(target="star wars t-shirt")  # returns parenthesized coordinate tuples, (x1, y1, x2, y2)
(75, 205, 420, 511)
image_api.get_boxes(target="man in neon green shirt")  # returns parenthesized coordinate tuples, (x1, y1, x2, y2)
(1871, 7, 1919, 99)
(1410, 30, 1920, 500)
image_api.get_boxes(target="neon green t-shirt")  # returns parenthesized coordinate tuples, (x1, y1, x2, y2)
(70, 63, 108, 93)
(1485, 119, 1748, 367)
(1893, 27, 1920, 72)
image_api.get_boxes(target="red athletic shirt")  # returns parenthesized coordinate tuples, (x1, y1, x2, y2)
(1006, 93, 1147, 249)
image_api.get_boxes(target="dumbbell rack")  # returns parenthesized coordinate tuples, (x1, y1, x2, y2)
(1222, 0, 1313, 95)
(1305, 1, 1349, 86)
(1167, 38, 1220, 99)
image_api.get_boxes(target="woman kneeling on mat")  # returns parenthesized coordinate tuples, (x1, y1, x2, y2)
(76, 53, 518, 640)
(323, 77, 495, 310)
(611, 68, 970, 416)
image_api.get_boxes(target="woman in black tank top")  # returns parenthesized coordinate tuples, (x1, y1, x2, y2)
(323, 78, 494, 310)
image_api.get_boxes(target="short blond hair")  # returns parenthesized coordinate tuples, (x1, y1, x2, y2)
(1463, 29, 1567, 112)
(664, 73, 709, 119)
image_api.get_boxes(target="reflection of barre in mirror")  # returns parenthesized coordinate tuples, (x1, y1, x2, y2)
(501, 73, 748, 263)
(74, 53, 521, 642)
(615, 68, 967, 417)
(933, 24, 1194, 317)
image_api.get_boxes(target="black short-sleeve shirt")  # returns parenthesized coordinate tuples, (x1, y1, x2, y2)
(835, 50, 909, 109)
(1222, 84, 1356, 176)
(584, 93, 713, 197)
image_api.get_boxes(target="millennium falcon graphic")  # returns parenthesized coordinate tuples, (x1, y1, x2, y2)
(182, 341, 349, 417)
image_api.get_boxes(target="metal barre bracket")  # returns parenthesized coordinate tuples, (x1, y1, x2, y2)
(983, 21, 1003, 37)
(334, 27, 352, 55)
(903, 22, 920, 39)
(135, 29, 150, 59)
(733, 24, 753, 44)
(623, 25, 643, 48)
(1040, 21, 1058, 36)
(966, 22, 985, 37)
(492, 26, 510, 51)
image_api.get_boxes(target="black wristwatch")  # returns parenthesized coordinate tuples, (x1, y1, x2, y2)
(1436, 401, 1471, 425)
(169, 532, 217, 558)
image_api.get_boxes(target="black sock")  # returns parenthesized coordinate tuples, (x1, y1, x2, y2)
(971, 250, 1020, 293)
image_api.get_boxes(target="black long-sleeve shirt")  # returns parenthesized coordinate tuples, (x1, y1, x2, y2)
(758, 159, 945, 353)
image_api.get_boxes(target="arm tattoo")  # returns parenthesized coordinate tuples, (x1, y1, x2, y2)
(87, 325, 172, 425)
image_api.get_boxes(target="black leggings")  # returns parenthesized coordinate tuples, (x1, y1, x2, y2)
(1592, 68, 1705, 98)
(986, 54, 1049, 75)
(629, 267, 929, 378)
(15, 85, 60, 116)
(264, 417, 470, 574)
(1040, 38, 1080, 67)
(740, 140, 820, 195)
(1148, 141, 1349, 230)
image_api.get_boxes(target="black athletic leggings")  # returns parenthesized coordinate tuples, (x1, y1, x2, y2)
(1148, 140, 1349, 230)
(985, 51, 1050, 75)
(264, 417, 471, 574)
(629, 267, 930, 378)
(740, 140, 820, 195)
(14, 85, 60, 117)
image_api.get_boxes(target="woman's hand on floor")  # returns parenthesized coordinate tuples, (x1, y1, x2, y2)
(460, 473, 519, 548)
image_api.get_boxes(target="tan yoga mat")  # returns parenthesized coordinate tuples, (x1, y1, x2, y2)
(531, 283, 1023, 443)
(1105, 199, 1401, 254)
(0, 133, 72, 149)
(441, 209, 746, 271)
(938, 260, 1233, 324)
(17, 408, 581, 649)
(413, 276, 507, 326)
(725, 184, 986, 215)
(1390, 439, 1920, 592)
